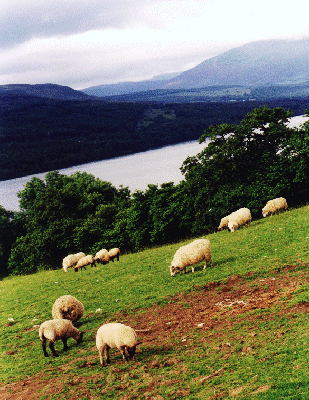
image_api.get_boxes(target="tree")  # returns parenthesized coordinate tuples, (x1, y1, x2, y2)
(8, 171, 122, 274)
(181, 106, 307, 233)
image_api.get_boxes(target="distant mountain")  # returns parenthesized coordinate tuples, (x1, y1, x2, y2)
(0, 83, 93, 100)
(82, 72, 181, 97)
(82, 38, 309, 98)
(167, 39, 309, 88)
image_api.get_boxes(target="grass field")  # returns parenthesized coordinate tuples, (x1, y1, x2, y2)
(1, 205, 309, 399)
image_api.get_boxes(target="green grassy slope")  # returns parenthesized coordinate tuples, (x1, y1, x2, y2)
(1, 205, 309, 398)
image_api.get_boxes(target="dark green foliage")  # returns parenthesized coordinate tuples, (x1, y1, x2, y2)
(182, 106, 309, 233)
(1, 93, 309, 181)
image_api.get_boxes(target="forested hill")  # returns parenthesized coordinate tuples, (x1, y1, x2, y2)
(1, 92, 309, 181)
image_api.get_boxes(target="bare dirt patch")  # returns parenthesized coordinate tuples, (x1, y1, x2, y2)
(1, 266, 309, 399)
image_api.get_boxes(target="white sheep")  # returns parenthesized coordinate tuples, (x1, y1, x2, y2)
(62, 252, 86, 272)
(52, 295, 84, 323)
(227, 207, 252, 232)
(218, 215, 229, 230)
(94, 249, 110, 265)
(74, 254, 95, 271)
(39, 319, 83, 357)
(96, 322, 140, 367)
(168, 238, 213, 277)
(262, 197, 288, 217)
(108, 248, 120, 262)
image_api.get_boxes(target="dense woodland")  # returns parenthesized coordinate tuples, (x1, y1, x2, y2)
(1, 92, 309, 180)
(1, 105, 309, 276)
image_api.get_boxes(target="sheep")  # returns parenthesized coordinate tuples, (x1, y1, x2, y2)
(62, 252, 86, 272)
(168, 238, 213, 277)
(96, 323, 140, 367)
(218, 215, 229, 230)
(52, 295, 84, 323)
(227, 207, 251, 232)
(74, 254, 95, 272)
(94, 249, 110, 265)
(39, 319, 83, 357)
(262, 197, 288, 217)
(108, 248, 120, 262)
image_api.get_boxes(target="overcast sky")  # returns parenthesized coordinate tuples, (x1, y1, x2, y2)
(1, 0, 309, 90)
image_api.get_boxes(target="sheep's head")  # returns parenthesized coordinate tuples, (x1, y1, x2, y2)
(169, 265, 179, 277)
(262, 208, 269, 217)
(228, 221, 238, 232)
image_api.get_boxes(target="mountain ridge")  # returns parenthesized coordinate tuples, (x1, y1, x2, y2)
(82, 38, 309, 98)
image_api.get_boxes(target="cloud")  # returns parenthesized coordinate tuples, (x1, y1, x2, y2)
(2, 0, 309, 88)
(0, 0, 161, 49)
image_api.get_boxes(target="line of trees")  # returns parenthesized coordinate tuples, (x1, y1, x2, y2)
(1, 106, 309, 276)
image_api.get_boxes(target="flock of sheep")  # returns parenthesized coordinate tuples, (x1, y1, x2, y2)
(39, 197, 288, 365)
(168, 197, 288, 276)
(39, 295, 140, 366)
(62, 248, 120, 273)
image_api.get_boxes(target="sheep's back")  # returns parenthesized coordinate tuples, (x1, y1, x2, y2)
(52, 295, 84, 323)
(96, 323, 137, 349)
(172, 239, 211, 268)
(39, 319, 74, 341)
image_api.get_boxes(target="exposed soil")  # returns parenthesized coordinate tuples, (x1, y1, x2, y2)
(2, 264, 309, 400)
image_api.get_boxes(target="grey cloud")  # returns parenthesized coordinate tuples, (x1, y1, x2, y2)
(1, 0, 159, 49)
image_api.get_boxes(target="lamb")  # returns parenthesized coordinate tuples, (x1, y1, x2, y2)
(52, 295, 84, 323)
(262, 197, 288, 217)
(39, 319, 83, 357)
(227, 207, 251, 232)
(96, 323, 140, 367)
(168, 238, 213, 277)
(218, 215, 229, 230)
(108, 248, 120, 262)
(74, 254, 95, 271)
(62, 252, 86, 272)
(94, 249, 110, 265)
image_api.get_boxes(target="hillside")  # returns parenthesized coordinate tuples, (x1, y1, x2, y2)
(0, 83, 93, 100)
(1, 205, 309, 398)
(167, 38, 309, 88)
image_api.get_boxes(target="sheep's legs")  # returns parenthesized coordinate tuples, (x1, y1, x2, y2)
(62, 338, 69, 351)
(120, 346, 129, 361)
(41, 337, 49, 357)
(204, 259, 214, 269)
(100, 344, 110, 367)
(49, 341, 59, 357)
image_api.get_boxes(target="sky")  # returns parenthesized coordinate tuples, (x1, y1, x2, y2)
(1, 0, 309, 90)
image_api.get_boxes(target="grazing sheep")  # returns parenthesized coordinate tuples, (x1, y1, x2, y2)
(218, 215, 229, 230)
(169, 238, 213, 277)
(96, 323, 140, 367)
(74, 255, 95, 271)
(94, 249, 110, 265)
(39, 319, 83, 357)
(108, 248, 120, 262)
(262, 197, 288, 217)
(52, 295, 84, 323)
(62, 252, 86, 272)
(227, 208, 252, 232)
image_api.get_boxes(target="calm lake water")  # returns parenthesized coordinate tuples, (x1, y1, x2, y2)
(1, 115, 307, 212)
(0, 140, 203, 211)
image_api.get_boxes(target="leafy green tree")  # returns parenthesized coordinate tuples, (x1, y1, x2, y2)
(181, 106, 306, 233)
(0, 207, 25, 276)
(8, 171, 122, 274)
(149, 182, 192, 245)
